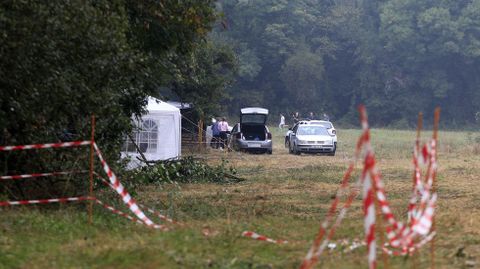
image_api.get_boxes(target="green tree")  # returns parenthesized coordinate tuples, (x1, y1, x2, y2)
(281, 48, 325, 111)
(0, 0, 223, 197)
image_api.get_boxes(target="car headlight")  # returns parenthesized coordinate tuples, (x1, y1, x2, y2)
(298, 140, 307, 144)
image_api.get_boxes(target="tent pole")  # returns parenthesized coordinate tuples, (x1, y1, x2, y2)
(198, 118, 204, 151)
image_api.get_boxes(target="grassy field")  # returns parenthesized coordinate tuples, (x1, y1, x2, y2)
(1, 127, 480, 268)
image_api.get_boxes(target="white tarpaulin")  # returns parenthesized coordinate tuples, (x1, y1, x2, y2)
(122, 97, 181, 168)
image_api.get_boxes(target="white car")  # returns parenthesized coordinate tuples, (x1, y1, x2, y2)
(285, 120, 337, 154)
(287, 124, 336, 155)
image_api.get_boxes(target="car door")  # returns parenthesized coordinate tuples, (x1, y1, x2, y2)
(229, 123, 240, 150)
(289, 124, 299, 147)
(285, 123, 296, 147)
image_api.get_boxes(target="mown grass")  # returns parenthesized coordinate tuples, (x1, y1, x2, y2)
(1, 127, 480, 268)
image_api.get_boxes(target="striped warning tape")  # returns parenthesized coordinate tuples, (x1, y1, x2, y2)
(93, 172, 181, 226)
(138, 204, 182, 226)
(301, 110, 371, 269)
(382, 231, 436, 256)
(359, 106, 438, 267)
(93, 199, 145, 225)
(0, 140, 91, 151)
(92, 199, 170, 231)
(0, 170, 89, 181)
(241, 231, 287, 244)
(0, 196, 94, 206)
(0, 140, 172, 231)
(93, 142, 167, 230)
(301, 105, 438, 269)
(0, 195, 167, 230)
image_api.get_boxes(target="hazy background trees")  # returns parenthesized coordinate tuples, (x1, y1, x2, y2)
(3, 0, 480, 156)
(217, 0, 480, 127)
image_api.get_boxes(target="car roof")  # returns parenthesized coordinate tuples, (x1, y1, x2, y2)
(298, 124, 328, 128)
(298, 120, 333, 126)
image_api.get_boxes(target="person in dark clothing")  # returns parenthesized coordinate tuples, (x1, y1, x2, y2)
(307, 111, 315, 120)
(322, 113, 330, 121)
(211, 119, 220, 148)
(292, 112, 300, 124)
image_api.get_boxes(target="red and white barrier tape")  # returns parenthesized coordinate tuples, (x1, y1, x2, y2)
(241, 231, 287, 244)
(92, 198, 170, 230)
(94, 199, 144, 225)
(382, 231, 436, 256)
(301, 105, 438, 269)
(0, 195, 167, 230)
(138, 204, 182, 226)
(93, 173, 180, 226)
(359, 106, 437, 267)
(0, 196, 94, 206)
(93, 142, 167, 230)
(0, 140, 173, 231)
(0, 140, 91, 151)
(300, 125, 370, 269)
(0, 170, 89, 181)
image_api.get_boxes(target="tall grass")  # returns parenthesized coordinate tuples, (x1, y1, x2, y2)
(1, 127, 479, 268)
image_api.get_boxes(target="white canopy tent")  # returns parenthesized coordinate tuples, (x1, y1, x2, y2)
(122, 97, 181, 168)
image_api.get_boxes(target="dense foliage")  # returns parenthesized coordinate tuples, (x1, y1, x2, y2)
(217, 0, 480, 127)
(0, 0, 228, 197)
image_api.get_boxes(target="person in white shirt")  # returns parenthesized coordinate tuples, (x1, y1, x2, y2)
(279, 113, 285, 129)
(218, 117, 229, 149)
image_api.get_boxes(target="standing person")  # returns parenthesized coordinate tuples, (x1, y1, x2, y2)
(218, 117, 229, 149)
(211, 118, 220, 148)
(279, 113, 285, 129)
(307, 111, 315, 120)
(293, 112, 300, 124)
(322, 113, 330, 121)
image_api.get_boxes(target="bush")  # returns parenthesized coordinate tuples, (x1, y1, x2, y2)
(125, 157, 240, 186)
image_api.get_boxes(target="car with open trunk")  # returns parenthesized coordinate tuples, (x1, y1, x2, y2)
(228, 107, 272, 154)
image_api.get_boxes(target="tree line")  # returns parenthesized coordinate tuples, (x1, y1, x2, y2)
(216, 0, 480, 127)
(2, 0, 480, 162)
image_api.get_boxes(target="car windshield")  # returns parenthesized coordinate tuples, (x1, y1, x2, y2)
(297, 126, 329, 136)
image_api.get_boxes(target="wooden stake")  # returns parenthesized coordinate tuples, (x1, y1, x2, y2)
(416, 112, 423, 142)
(430, 107, 440, 269)
(88, 115, 96, 225)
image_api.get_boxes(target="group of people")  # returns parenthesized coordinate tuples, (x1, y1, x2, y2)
(278, 111, 330, 129)
(210, 117, 229, 149)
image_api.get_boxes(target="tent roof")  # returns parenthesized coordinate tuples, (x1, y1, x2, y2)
(147, 97, 179, 113)
(166, 101, 192, 110)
